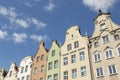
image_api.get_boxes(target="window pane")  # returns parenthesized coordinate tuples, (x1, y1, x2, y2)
(80, 52, 85, 61)
(71, 54, 76, 63)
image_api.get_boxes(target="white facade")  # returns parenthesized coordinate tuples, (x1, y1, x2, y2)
(17, 56, 32, 80)
(5, 63, 18, 80)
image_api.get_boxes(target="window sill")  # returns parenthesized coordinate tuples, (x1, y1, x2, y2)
(97, 75, 104, 78)
(109, 73, 118, 76)
(94, 60, 102, 63)
(106, 57, 114, 60)
(103, 41, 110, 44)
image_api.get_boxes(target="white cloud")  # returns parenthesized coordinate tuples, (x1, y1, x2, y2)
(13, 33, 28, 43)
(25, 2, 32, 7)
(83, 0, 118, 12)
(0, 5, 47, 29)
(32, 18, 47, 29)
(0, 30, 8, 39)
(16, 19, 29, 28)
(30, 34, 49, 42)
(44, 0, 56, 12)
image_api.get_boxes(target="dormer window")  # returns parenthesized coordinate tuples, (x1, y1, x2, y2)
(100, 23, 106, 30)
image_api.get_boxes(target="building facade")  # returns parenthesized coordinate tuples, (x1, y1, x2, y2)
(0, 68, 7, 80)
(30, 41, 48, 80)
(5, 63, 18, 80)
(61, 26, 92, 80)
(46, 40, 61, 80)
(89, 11, 120, 80)
(17, 56, 32, 80)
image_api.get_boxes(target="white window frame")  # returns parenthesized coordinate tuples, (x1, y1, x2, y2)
(71, 54, 76, 63)
(54, 73, 58, 80)
(74, 41, 79, 48)
(108, 65, 117, 75)
(81, 66, 86, 76)
(48, 75, 52, 80)
(72, 69, 77, 78)
(105, 49, 113, 59)
(63, 71, 68, 80)
(114, 34, 119, 40)
(93, 52, 101, 62)
(48, 62, 52, 70)
(41, 65, 44, 72)
(54, 60, 58, 69)
(40, 77, 43, 80)
(63, 57, 68, 65)
(102, 35, 109, 43)
(117, 46, 120, 55)
(96, 68, 104, 77)
(67, 44, 72, 51)
(79, 51, 85, 61)
(100, 23, 106, 30)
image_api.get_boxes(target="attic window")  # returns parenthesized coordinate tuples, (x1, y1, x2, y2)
(71, 35, 73, 38)
(100, 23, 106, 30)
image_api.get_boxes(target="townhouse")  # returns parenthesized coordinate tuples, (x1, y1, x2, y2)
(46, 40, 61, 80)
(17, 56, 32, 80)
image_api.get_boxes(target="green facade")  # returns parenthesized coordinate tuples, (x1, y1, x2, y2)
(46, 40, 60, 80)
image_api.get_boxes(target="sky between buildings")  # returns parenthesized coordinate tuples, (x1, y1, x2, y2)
(0, 0, 120, 71)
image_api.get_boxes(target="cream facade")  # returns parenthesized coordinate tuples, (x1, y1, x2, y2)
(61, 26, 92, 80)
(17, 56, 32, 80)
(90, 11, 120, 80)
(5, 63, 18, 80)
(0, 68, 7, 80)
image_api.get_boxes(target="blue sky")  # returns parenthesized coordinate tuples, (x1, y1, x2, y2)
(0, 0, 120, 70)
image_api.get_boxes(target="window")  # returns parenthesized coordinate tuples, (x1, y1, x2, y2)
(81, 66, 86, 76)
(41, 55, 44, 61)
(40, 77, 43, 80)
(41, 65, 44, 72)
(114, 34, 119, 40)
(96, 68, 103, 77)
(105, 49, 113, 59)
(74, 41, 79, 48)
(71, 54, 76, 63)
(54, 60, 58, 69)
(52, 50, 55, 56)
(67, 44, 72, 51)
(48, 75, 52, 80)
(117, 47, 120, 55)
(100, 23, 106, 30)
(94, 42, 99, 47)
(22, 76, 24, 80)
(25, 65, 28, 72)
(102, 35, 109, 43)
(21, 67, 24, 73)
(63, 57, 68, 65)
(36, 56, 40, 62)
(108, 65, 117, 75)
(80, 52, 85, 61)
(9, 71, 12, 77)
(63, 71, 68, 80)
(48, 62, 52, 70)
(72, 69, 77, 78)
(94, 53, 101, 62)
(26, 75, 30, 80)
(54, 73, 58, 80)
(34, 67, 37, 74)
